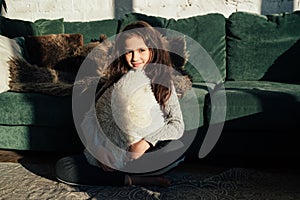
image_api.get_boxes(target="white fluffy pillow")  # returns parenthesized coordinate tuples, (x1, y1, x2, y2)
(96, 69, 165, 148)
(111, 69, 165, 144)
(0, 35, 25, 93)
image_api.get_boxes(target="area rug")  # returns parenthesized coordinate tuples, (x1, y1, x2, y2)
(0, 162, 299, 200)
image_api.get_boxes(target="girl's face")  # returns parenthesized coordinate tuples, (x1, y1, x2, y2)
(124, 35, 150, 70)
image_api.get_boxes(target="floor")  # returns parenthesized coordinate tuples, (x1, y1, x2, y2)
(0, 149, 226, 180)
(2, 149, 300, 200)
(1, 149, 299, 180)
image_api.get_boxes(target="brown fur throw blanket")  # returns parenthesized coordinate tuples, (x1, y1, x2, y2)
(25, 33, 84, 68)
(9, 34, 111, 96)
(8, 34, 192, 97)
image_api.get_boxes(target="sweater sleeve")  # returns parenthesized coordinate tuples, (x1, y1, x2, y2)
(144, 84, 184, 146)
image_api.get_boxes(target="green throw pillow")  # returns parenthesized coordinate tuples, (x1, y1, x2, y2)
(227, 11, 300, 82)
(64, 19, 119, 44)
(34, 18, 64, 35)
(167, 13, 226, 83)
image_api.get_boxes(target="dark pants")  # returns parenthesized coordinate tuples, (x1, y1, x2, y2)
(55, 154, 126, 186)
(55, 141, 183, 186)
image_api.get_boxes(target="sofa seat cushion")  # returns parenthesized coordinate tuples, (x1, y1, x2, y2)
(0, 92, 73, 126)
(208, 81, 300, 131)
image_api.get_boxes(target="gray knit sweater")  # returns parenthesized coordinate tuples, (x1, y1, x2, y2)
(144, 83, 184, 146)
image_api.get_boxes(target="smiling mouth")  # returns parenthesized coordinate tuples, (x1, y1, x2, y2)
(132, 63, 143, 68)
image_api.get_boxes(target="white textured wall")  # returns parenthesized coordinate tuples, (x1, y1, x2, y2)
(2, 0, 300, 22)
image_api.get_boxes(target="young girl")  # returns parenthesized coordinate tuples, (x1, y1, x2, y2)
(56, 21, 185, 187)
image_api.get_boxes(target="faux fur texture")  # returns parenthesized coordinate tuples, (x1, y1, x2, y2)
(8, 57, 75, 96)
(25, 34, 84, 68)
(111, 69, 164, 144)
(8, 34, 192, 97)
(8, 34, 111, 96)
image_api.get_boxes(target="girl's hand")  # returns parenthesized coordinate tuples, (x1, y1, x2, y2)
(128, 139, 151, 160)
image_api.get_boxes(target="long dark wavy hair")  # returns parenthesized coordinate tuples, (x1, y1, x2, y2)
(105, 21, 173, 108)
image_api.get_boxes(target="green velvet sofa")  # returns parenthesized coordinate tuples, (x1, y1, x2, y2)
(0, 11, 299, 160)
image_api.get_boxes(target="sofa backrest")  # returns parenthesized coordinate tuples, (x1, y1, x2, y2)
(3, 11, 300, 84)
(227, 11, 300, 83)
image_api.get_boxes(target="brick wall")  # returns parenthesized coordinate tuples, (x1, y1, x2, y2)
(2, 0, 300, 22)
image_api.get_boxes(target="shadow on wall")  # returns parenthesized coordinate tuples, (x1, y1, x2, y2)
(114, 0, 133, 19)
(261, 0, 294, 15)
